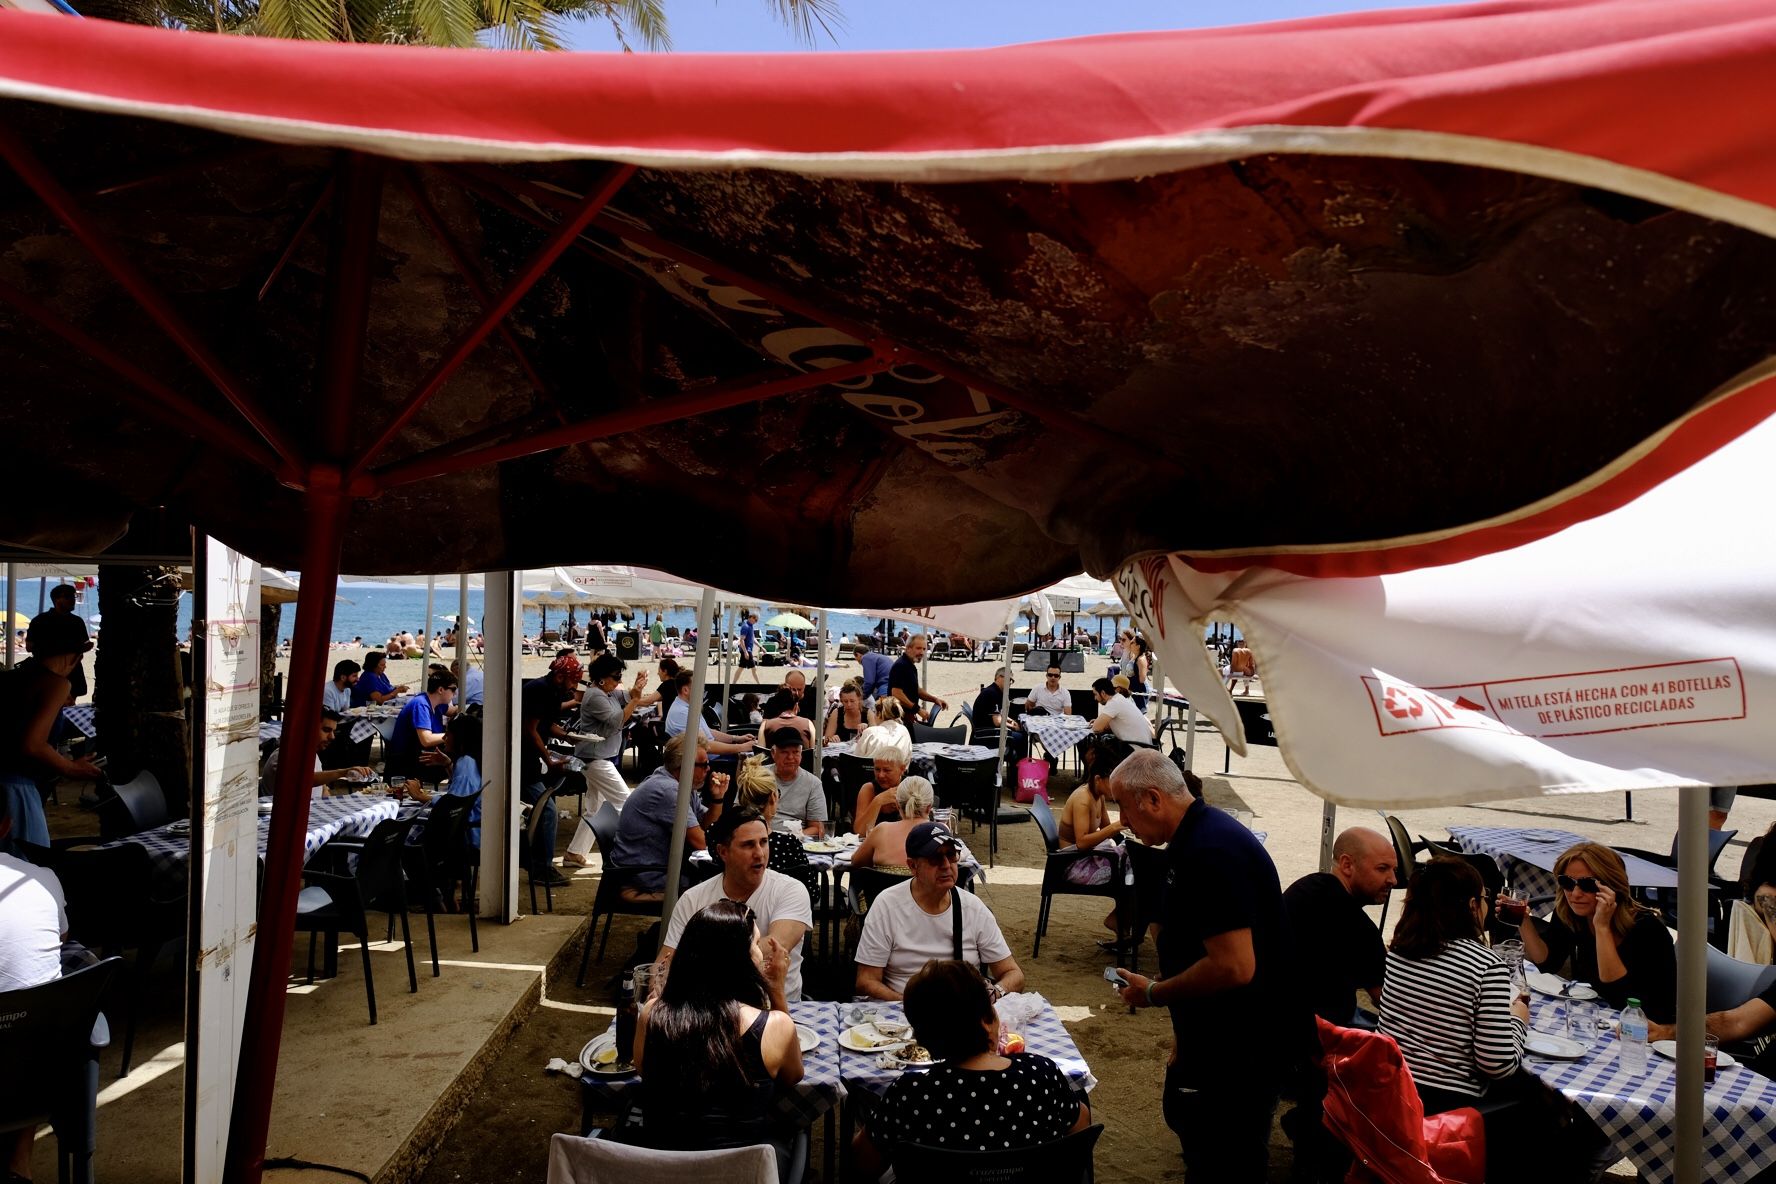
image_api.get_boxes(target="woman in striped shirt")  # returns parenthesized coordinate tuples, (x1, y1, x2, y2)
(1380, 858, 1597, 1181)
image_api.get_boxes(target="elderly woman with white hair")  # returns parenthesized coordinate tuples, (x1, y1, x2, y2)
(850, 699, 914, 834)
(851, 776, 936, 873)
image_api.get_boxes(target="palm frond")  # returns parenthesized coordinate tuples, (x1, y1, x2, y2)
(408, 0, 481, 49)
(552, 0, 667, 51)
(258, 0, 342, 40)
(764, 0, 842, 46)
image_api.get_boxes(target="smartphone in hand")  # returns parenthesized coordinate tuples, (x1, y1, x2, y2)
(1104, 966, 1129, 990)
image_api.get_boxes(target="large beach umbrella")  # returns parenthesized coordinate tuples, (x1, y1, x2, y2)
(764, 610, 814, 630)
(5, 5, 1776, 1179)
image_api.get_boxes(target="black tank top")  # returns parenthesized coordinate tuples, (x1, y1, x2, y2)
(641, 1008, 776, 1150)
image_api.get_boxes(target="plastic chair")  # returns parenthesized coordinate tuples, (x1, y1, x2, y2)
(1029, 796, 1126, 957)
(96, 769, 168, 841)
(403, 789, 482, 973)
(0, 956, 123, 1184)
(546, 1131, 782, 1184)
(1705, 943, 1776, 1012)
(1378, 816, 1427, 930)
(295, 815, 420, 1025)
(834, 754, 875, 832)
(932, 755, 1002, 835)
(1118, 840, 1169, 972)
(575, 802, 669, 986)
(1622, 829, 1738, 941)
(524, 781, 566, 914)
(891, 1123, 1102, 1183)
(1067, 689, 1099, 721)
(909, 722, 967, 746)
(1317, 1018, 1484, 1184)
(55, 841, 186, 1077)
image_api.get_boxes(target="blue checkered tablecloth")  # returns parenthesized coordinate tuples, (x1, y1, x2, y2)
(1022, 714, 1094, 758)
(689, 838, 987, 884)
(836, 999, 1096, 1099)
(75, 709, 382, 746)
(1523, 989, 1776, 1184)
(579, 998, 845, 1128)
(101, 795, 401, 881)
(1449, 826, 1679, 903)
(61, 705, 96, 738)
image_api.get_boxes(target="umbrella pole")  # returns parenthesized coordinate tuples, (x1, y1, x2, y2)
(225, 495, 345, 1184)
(456, 575, 468, 670)
(4, 562, 14, 669)
(1676, 787, 1707, 1184)
(660, 588, 717, 930)
(424, 575, 435, 656)
(991, 608, 1014, 866)
(813, 608, 826, 770)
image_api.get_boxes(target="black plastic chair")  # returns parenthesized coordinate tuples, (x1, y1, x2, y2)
(524, 781, 566, 914)
(1622, 828, 1738, 941)
(96, 769, 168, 841)
(1119, 840, 1169, 972)
(835, 754, 875, 832)
(1030, 796, 1126, 957)
(909, 722, 967, 746)
(404, 790, 482, 974)
(1067, 689, 1099, 721)
(892, 1123, 1102, 1183)
(56, 842, 185, 1076)
(849, 866, 912, 926)
(1378, 816, 1427, 930)
(0, 956, 123, 1184)
(932, 755, 1002, 835)
(295, 815, 419, 1025)
(574, 801, 668, 986)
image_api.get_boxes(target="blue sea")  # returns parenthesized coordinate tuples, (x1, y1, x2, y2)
(0, 577, 1162, 649)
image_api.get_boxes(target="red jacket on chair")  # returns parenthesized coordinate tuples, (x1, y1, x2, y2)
(1316, 1017, 1485, 1184)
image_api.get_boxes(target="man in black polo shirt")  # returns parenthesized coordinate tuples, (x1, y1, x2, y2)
(889, 633, 946, 725)
(1108, 749, 1304, 1181)
(1282, 826, 1395, 1025)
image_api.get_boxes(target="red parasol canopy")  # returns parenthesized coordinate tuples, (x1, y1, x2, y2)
(1, 0, 1774, 598)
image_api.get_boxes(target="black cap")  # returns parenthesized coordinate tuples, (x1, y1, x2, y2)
(28, 611, 92, 658)
(767, 725, 805, 749)
(906, 821, 963, 860)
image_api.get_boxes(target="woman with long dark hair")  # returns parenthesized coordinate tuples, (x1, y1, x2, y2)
(1380, 858, 1597, 1181)
(634, 897, 803, 1165)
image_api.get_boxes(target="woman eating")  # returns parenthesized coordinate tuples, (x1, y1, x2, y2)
(852, 960, 1088, 1178)
(731, 757, 812, 880)
(1515, 841, 1676, 1022)
(633, 897, 803, 1172)
(850, 776, 935, 874)
(824, 681, 867, 744)
(1380, 858, 1597, 1181)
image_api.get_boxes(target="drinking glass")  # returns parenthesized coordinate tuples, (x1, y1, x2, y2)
(1704, 1034, 1720, 1085)
(1496, 938, 1524, 974)
(1536, 1000, 1566, 1035)
(632, 961, 662, 1006)
(1566, 1000, 1597, 1047)
(1496, 890, 1529, 928)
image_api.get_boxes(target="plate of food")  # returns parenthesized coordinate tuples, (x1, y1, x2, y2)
(796, 1025, 821, 1053)
(579, 1033, 636, 1076)
(876, 1044, 935, 1070)
(1651, 1040, 1738, 1068)
(165, 818, 191, 834)
(839, 1021, 911, 1052)
(1526, 972, 1598, 1001)
(1523, 1033, 1588, 1060)
(802, 839, 845, 854)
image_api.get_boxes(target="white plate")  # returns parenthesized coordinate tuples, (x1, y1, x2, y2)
(1527, 972, 1598, 1001)
(1651, 1040, 1738, 1068)
(578, 1032, 635, 1076)
(876, 1047, 936, 1070)
(796, 1025, 821, 1053)
(839, 1025, 909, 1053)
(802, 841, 845, 853)
(1524, 1034, 1588, 1060)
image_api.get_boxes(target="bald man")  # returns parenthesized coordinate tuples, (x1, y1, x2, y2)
(1282, 827, 1397, 1025)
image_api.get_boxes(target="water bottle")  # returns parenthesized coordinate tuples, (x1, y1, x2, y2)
(1620, 997, 1649, 1075)
(615, 971, 637, 1067)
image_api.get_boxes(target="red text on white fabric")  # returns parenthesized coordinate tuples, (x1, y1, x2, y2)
(1361, 658, 1745, 740)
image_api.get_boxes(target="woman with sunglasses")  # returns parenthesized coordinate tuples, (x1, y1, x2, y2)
(1516, 841, 1677, 1022)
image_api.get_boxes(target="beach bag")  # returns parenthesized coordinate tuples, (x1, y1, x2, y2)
(1015, 758, 1050, 804)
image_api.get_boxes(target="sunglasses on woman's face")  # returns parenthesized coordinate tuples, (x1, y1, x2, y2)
(1556, 874, 1600, 893)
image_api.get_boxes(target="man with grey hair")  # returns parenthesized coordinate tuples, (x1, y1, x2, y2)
(888, 633, 946, 724)
(1106, 749, 1304, 1182)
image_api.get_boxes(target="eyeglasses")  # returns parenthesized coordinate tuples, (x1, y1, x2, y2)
(1556, 875, 1600, 893)
(693, 760, 710, 769)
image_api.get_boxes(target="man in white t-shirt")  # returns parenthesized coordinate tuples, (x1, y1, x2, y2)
(262, 711, 372, 797)
(661, 808, 813, 1001)
(855, 822, 1025, 1000)
(1091, 676, 1153, 744)
(0, 810, 70, 1179)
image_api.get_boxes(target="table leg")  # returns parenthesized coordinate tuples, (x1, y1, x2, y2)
(840, 1094, 854, 1182)
(823, 1107, 835, 1184)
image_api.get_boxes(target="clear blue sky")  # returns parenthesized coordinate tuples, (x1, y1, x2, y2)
(563, 0, 1439, 53)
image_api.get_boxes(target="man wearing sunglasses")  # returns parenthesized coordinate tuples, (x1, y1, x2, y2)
(1025, 664, 1071, 716)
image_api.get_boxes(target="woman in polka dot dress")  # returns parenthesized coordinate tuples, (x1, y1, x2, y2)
(852, 960, 1089, 1176)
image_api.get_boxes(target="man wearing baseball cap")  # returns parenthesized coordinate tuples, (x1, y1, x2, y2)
(1, 612, 104, 852)
(855, 821, 1024, 1001)
(517, 652, 582, 888)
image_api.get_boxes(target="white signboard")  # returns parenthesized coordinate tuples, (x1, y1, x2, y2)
(186, 541, 260, 1183)
(1046, 595, 1081, 613)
